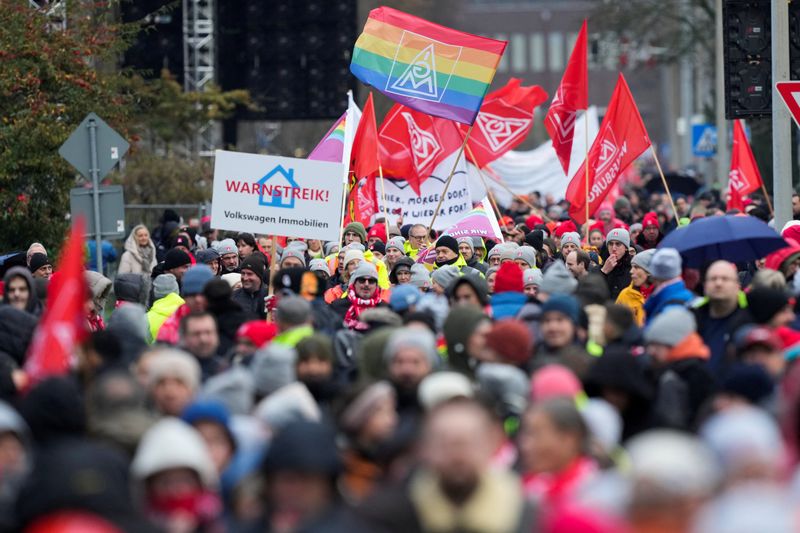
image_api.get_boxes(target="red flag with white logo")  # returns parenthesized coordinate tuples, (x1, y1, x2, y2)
(459, 79, 548, 168)
(566, 74, 651, 224)
(379, 104, 463, 195)
(545, 21, 588, 174)
(344, 93, 380, 226)
(24, 218, 89, 386)
(726, 180, 746, 212)
(728, 119, 763, 197)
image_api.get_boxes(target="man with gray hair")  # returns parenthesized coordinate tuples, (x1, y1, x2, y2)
(272, 296, 314, 348)
(384, 327, 439, 416)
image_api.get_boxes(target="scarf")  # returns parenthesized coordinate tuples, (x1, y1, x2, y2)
(138, 244, 154, 272)
(435, 255, 458, 268)
(343, 289, 382, 330)
(639, 283, 655, 300)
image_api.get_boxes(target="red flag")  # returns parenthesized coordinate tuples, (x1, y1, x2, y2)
(726, 180, 746, 212)
(24, 218, 89, 385)
(460, 79, 548, 168)
(379, 103, 463, 195)
(545, 21, 588, 174)
(729, 119, 763, 197)
(566, 74, 651, 224)
(351, 93, 380, 178)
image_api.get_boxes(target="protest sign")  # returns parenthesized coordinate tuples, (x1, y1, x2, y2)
(211, 150, 344, 241)
(378, 152, 472, 230)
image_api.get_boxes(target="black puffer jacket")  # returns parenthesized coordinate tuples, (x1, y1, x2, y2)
(601, 254, 632, 301)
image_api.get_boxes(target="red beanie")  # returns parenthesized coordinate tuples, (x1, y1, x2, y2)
(642, 212, 659, 228)
(367, 223, 386, 243)
(554, 220, 577, 238)
(588, 220, 605, 234)
(485, 319, 533, 365)
(525, 214, 543, 229)
(236, 321, 278, 348)
(493, 261, 524, 294)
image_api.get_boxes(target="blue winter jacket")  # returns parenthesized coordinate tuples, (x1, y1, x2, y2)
(490, 291, 528, 320)
(643, 279, 695, 324)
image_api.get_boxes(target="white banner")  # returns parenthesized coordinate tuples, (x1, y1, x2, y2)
(211, 150, 344, 241)
(377, 151, 472, 230)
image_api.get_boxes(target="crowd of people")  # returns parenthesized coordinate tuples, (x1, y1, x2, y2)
(1, 184, 800, 532)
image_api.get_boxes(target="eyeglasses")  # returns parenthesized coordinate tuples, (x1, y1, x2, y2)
(356, 277, 377, 285)
(410, 234, 426, 240)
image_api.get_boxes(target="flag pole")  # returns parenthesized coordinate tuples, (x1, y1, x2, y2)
(266, 233, 279, 321)
(338, 174, 351, 245)
(427, 123, 474, 234)
(584, 110, 590, 245)
(378, 164, 390, 243)
(483, 165, 536, 210)
(760, 183, 775, 218)
(649, 145, 681, 226)
(464, 144, 503, 220)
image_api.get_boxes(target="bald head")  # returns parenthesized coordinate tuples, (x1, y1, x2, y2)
(705, 261, 740, 304)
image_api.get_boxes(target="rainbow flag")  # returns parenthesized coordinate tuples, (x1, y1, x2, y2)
(350, 7, 507, 125)
(308, 112, 347, 162)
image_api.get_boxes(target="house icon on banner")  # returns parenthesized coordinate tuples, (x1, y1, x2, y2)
(258, 165, 297, 209)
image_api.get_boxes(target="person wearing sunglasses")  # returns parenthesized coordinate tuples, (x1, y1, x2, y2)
(332, 262, 387, 330)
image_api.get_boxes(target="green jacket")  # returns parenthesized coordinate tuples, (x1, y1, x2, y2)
(146, 292, 185, 342)
(272, 324, 314, 348)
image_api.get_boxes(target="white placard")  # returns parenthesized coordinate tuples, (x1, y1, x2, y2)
(211, 150, 344, 241)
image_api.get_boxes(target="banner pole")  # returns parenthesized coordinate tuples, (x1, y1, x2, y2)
(650, 145, 681, 226)
(266, 233, 279, 321)
(483, 165, 537, 210)
(464, 144, 503, 220)
(427, 123, 474, 234)
(338, 173, 351, 246)
(378, 164, 390, 243)
(584, 110, 590, 245)
(760, 182, 775, 218)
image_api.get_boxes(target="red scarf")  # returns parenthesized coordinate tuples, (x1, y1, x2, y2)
(639, 283, 655, 300)
(343, 289, 382, 330)
(147, 489, 223, 531)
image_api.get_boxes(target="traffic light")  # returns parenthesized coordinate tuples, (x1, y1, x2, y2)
(723, 0, 771, 119)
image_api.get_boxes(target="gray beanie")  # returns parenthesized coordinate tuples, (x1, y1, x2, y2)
(431, 264, 460, 291)
(384, 327, 439, 367)
(523, 268, 543, 287)
(409, 263, 431, 289)
(348, 261, 379, 287)
(323, 242, 339, 256)
(280, 248, 306, 267)
(472, 237, 486, 250)
(456, 237, 474, 254)
(214, 238, 237, 256)
(286, 240, 308, 253)
(343, 242, 366, 252)
(630, 223, 643, 234)
(201, 367, 255, 416)
(631, 248, 657, 273)
(386, 236, 406, 252)
(644, 307, 696, 346)
(606, 228, 630, 248)
(541, 260, 578, 295)
(308, 258, 329, 274)
(513, 246, 537, 268)
(650, 248, 682, 281)
(560, 232, 581, 248)
(251, 344, 297, 397)
(153, 273, 179, 299)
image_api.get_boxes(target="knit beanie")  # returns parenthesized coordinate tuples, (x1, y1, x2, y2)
(389, 284, 421, 313)
(196, 248, 219, 265)
(240, 254, 267, 278)
(181, 265, 214, 296)
(214, 238, 237, 256)
(308, 258, 329, 274)
(371, 242, 386, 255)
(514, 246, 537, 268)
(530, 364, 582, 401)
(409, 263, 431, 290)
(343, 222, 367, 243)
(539, 292, 578, 322)
(644, 307, 696, 346)
(348, 261, 379, 287)
(367, 223, 386, 244)
(386, 236, 406, 252)
(323, 242, 339, 256)
(631, 248, 657, 273)
(457, 237, 474, 254)
(630, 223, 643, 234)
(436, 235, 460, 256)
(286, 240, 308, 253)
(493, 262, 524, 293)
(747, 287, 791, 325)
(343, 249, 365, 269)
(472, 237, 485, 251)
(164, 248, 192, 271)
(343, 242, 366, 253)
(28, 253, 51, 273)
(642, 212, 659, 229)
(560, 232, 581, 249)
(153, 273, 179, 299)
(280, 248, 306, 268)
(485, 319, 533, 365)
(431, 265, 460, 291)
(523, 268, 543, 287)
(606, 228, 630, 248)
(649, 248, 683, 281)
(720, 363, 775, 405)
(236, 320, 278, 348)
(525, 229, 545, 251)
(541, 260, 578, 295)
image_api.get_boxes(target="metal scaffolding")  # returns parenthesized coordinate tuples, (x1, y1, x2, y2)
(182, 0, 218, 157)
(28, 0, 67, 31)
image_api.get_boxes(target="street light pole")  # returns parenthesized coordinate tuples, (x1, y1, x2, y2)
(773, 0, 792, 229)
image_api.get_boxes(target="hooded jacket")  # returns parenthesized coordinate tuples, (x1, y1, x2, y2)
(146, 293, 185, 342)
(643, 278, 695, 324)
(118, 224, 157, 275)
(114, 273, 149, 307)
(3, 267, 42, 316)
(616, 283, 648, 326)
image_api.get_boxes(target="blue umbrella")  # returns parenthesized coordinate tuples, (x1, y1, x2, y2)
(657, 215, 787, 268)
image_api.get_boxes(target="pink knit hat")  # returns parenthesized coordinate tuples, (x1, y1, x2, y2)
(530, 364, 583, 401)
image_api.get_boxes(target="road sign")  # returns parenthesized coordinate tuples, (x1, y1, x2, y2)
(692, 124, 717, 157)
(776, 81, 800, 128)
(58, 113, 129, 180)
(69, 186, 126, 239)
